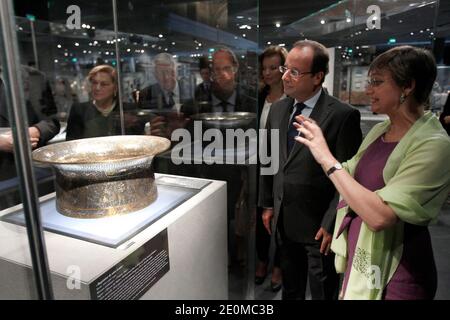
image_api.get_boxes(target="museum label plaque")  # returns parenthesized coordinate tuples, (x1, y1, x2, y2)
(90, 229, 170, 300)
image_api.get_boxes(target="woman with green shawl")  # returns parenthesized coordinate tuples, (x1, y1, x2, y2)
(293, 46, 450, 300)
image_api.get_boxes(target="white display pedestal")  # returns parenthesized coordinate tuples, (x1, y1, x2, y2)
(0, 174, 227, 300)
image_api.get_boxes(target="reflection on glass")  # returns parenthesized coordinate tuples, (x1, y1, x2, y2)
(116, 0, 259, 300)
(0, 64, 60, 209)
(137, 53, 191, 111)
(65, 64, 145, 140)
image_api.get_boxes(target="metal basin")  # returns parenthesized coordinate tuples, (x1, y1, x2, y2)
(32, 135, 171, 218)
(0, 127, 11, 135)
(191, 112, 256, 129)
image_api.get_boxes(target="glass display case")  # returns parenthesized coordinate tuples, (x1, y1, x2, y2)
(1, 0, 259, 300)
(1, 0, 449, 300)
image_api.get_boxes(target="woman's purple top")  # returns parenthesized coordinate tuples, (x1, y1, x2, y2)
(339, 135, 437, 300)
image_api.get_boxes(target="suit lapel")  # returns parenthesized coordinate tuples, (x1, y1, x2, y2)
(284, 90, 333, 168)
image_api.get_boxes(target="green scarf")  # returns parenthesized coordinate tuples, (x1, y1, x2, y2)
(331, 111, 450, 300)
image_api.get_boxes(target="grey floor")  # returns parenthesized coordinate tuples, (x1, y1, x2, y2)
(248, 199, 450, 300)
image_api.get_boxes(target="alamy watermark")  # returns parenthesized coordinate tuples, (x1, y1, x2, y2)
(170, 121, 279, 175)
(367, 5, 381, 30)
(367, 265, 382, 290)
(66, 5, 81, 30)
(66, 265, 81, 290)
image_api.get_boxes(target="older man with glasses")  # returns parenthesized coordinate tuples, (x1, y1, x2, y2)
(259, 40, 362, 300)
(181, 46, 254, 115)
(138, 53, 193, 111)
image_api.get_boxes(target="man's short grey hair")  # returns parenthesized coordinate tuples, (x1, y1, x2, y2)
(153, 52, 176, 67)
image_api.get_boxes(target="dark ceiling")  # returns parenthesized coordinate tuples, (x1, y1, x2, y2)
(11, 0, 450, 64)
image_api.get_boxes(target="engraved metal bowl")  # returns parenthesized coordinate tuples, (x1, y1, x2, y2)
(191, 112, 256, 129)
(32, 135, 171, 218)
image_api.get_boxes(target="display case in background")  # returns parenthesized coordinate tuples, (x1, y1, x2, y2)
(1, 0, 259, 300)
(259, 0, 446, 137)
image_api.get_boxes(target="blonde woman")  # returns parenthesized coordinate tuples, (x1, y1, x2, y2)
(66, 65, 143, 140)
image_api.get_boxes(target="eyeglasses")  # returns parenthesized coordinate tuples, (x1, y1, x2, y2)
(366, 79, 385, 88)
(279, 66, 313, 79)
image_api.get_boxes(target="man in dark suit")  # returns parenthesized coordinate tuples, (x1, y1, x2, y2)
(0, 75, 60, 209)
(194, 66, 211, 103)
(209, 46, 253, 113)
(259, 40, 362, 300)
(182, 46, 254, 115)
(138, 53, 192, 110)
(0, 76, 60, 178)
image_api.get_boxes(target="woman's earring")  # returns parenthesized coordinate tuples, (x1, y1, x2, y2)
(400, 94, 406, 104)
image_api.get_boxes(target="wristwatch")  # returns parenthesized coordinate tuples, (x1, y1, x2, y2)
(326, 162, 343, 177)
